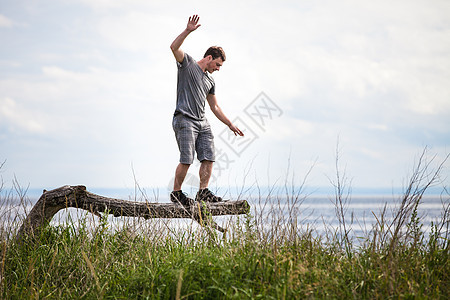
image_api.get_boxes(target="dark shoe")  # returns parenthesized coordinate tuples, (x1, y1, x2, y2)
(170, 190, 194, 206)
(195, 188, 223, 202)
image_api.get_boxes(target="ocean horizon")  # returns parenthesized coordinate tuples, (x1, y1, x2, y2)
(21, 185, 447, 202)
(3, 184, 446, 241)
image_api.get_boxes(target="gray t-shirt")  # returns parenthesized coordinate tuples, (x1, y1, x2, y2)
(174, 53, 215, 120)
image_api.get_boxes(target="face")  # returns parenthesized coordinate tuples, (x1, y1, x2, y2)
(206, 56, 224, 73)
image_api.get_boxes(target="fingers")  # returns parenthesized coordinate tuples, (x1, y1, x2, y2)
(231, 126, 244, 136)
(187, 15, 201, 31)
(188, 15, 200, 24)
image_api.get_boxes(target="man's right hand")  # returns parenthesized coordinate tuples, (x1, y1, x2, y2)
(170, 15, 202, 63)
(186, 15, 201, 32)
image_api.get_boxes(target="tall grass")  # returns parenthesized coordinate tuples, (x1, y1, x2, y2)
(0, 150, 448, 299)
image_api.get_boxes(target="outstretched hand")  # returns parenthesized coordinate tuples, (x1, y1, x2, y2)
(229, 124, 244, 136)
(186, 15, 201, 32)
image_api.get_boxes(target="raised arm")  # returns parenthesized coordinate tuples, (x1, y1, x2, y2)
(207, 94, 244, 136)
(170, 15, 201, 63)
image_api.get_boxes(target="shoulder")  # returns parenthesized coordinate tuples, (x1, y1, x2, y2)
(177, 53, 195, 68)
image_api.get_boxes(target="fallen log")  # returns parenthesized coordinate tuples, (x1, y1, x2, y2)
(17, 185, 250, 239)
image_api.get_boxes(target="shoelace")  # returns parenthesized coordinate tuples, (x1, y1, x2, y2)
(201, 189, 222, 201)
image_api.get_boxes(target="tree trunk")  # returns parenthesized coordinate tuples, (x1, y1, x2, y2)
(17, 185, 250, 239)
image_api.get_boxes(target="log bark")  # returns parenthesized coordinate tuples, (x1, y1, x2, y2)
(17, 185, 250, 239)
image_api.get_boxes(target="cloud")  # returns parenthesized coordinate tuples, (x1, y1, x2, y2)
(97, 12, 175, 52)
(0, 14, 13, 28)
(0, 0, 449, 190)
(0, 97, 45, 134)
(75, 0, 152, 10)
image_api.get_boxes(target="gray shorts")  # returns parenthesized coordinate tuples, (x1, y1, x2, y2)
(172, 114, 215, 164)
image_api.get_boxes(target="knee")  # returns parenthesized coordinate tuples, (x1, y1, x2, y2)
(177, 163, 191, 171)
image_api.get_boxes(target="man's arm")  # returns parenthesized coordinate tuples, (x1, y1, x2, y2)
(170, 15, 201, 63)
(207, 94, 244, 136)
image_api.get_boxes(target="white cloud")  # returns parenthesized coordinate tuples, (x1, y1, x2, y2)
(0, 0, 449, 190)
(97, 12, 177, 52)
(75, 0, 153, 10)
(0, 97, 45, 134)
(0, 14, 13, 28)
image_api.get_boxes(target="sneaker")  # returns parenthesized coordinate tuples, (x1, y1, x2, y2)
(170, 190, 194, 206)
(195, 188, 223, 203)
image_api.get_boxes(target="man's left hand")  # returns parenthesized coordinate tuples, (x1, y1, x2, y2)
(229, 124, 244, 136)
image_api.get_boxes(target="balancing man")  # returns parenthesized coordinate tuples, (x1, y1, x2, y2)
(170, 15, 244, 205)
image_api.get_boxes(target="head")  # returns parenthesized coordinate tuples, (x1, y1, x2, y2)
(203, 46, 226, 73)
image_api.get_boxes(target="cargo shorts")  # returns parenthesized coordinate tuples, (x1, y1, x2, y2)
(172, 114, 215, 164)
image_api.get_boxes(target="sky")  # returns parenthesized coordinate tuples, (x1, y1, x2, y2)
(1, 0, 449, 196)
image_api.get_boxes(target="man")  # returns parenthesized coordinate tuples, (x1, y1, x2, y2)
(170, 15, 244, 205)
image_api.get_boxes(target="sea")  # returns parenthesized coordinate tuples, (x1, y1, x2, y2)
(1, 186, 448, 241)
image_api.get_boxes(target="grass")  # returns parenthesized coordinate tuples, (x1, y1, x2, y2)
(0, 150, 449, 299)
(0, 211, 448, 299)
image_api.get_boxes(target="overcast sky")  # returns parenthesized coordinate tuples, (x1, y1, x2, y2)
(1, 0, 449, 195)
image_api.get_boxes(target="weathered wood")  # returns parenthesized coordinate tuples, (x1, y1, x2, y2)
(17, 185, 250, 239)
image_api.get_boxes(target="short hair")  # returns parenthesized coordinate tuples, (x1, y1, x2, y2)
(204, 46, 226, 61)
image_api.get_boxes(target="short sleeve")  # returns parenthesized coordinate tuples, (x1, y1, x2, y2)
(177, 53, 192, 69)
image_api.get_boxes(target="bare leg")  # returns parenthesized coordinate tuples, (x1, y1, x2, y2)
(199, 160, 213, 190)
(173, 163, 190, 191)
